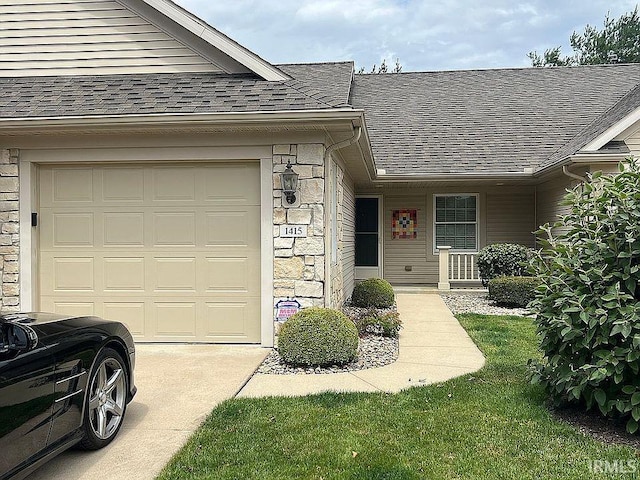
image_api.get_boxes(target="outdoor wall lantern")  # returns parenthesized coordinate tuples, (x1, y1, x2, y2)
(281, 161, 299, 205)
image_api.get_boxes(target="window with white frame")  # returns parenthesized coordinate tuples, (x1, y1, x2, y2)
(434, 194, 478, 251)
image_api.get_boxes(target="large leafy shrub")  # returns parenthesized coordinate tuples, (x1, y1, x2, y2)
(488, 276, 540, 307)
(278, 307, 358, 366)
(351, 278, 395, 308)
(477, 243, 534, 285)
(529, 159, 640, 433)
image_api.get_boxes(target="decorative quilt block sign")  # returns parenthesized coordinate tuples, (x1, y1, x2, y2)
(392, 210, 417, 239)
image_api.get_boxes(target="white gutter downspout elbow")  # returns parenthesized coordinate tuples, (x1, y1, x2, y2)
(323, 125, 362, 308)
(324, 126, 362, 161)
(562, 165, 587, 183)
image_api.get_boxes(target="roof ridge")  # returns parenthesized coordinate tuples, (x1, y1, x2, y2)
(540, 79, 640, 169)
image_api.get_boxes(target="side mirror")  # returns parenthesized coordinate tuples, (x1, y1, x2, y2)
(0, 323, 38, 353)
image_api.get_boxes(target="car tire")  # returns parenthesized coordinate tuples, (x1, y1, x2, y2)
(78, 347, 129, 450)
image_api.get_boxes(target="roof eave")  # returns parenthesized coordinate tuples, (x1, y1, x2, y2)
(582, 104, 640, 152)
(0, 109, 366, 132)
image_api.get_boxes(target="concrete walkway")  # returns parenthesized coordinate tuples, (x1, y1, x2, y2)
(238, 293, 485, 398)
(29, 345, 268, 480)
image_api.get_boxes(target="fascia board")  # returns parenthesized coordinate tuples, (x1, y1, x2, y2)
(582, 105, 640, 151)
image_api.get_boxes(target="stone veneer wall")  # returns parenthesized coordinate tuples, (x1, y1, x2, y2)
(0, 149, 20, 311)
(272, 144, 326, 312)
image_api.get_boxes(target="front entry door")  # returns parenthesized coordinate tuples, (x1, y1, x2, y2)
(355, 197, 382, 279)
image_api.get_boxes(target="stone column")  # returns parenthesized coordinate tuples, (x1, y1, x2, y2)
(0, 150, 19, 311)
(272, 144, 325, 314)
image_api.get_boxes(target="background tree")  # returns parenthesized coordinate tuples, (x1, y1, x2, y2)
(356, 58, 402, 74)
(529, 7, 640, 67)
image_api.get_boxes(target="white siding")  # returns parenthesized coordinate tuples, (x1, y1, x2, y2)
(536, 171, 585, 234)
(625, 129, 640, 157)
(0, 0, 222, 76)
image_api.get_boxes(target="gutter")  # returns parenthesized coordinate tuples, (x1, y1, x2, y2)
(0, 108, 366, 131)
(562, 165, 587, 182)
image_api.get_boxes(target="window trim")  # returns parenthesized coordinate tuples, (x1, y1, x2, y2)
(432, 193, 479, 254)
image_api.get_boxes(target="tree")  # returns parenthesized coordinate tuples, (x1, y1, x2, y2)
(529, 7, 640, 67)
(356, 58, 403, 74)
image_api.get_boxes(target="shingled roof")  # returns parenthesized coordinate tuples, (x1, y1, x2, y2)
(0, 62, 354, 119)
(350, 63, 640, 175)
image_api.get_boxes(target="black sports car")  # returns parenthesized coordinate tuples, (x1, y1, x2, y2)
(0, 313, 137, 480)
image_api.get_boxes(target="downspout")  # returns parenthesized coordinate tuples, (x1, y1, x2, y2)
(323, 126, 363, 308)
(562, 165, 587, 183)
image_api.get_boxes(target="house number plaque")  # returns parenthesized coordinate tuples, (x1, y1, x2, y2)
(280, 225, 308, 238)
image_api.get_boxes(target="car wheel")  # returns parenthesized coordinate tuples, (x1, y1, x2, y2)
(78, 348, 129, 450)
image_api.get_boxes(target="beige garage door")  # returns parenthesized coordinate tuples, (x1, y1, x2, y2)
(39, 163, 261, 343)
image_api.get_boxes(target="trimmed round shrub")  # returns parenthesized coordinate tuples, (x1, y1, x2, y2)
(529, 159, 640, 433)
(477, 243, 534, 285)
(488, 276, 540, 307)
(351, 278, 395, 308)
(278, 307, 358, 366)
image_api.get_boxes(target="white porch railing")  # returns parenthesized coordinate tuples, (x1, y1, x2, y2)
(437, 246, 481, 290)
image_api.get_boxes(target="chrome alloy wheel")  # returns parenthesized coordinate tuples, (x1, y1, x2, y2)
(88, 357, 126, 440)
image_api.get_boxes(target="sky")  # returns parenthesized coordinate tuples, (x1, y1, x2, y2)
(173, 0, 639, 72)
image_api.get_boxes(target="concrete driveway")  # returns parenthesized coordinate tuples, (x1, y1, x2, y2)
(29, 344, 268, 480)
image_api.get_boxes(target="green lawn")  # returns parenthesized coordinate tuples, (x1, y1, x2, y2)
(158, 315, 638, 479)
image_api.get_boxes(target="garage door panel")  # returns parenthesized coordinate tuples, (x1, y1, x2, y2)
(51, 257, 95, 292)
(152, 167, 196, 202)
(203, 165, 260, 205)
(153, 212, 196, 246)
(204, 210, 258, 246)
(103, 213, 145, 246)
(50, 213, 94, 247)
(152, 257, 197, 292)
(50, 302, 95, 318)
(40, 162, 261, 343)
(52, 168, 94, 203)
(204, 257, 249, 293)
(102, 168, 145, 202)
(104, 258, 145, 292)
(154, 302, 197, 338)
(103, 302, 146, 336)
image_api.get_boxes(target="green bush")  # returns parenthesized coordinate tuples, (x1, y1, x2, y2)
(529, 159, 640, 433)
(351, 278, 395, 308)
(278, 307, 358, 366)
(488, 276, 540, 307)
(477, 243, 534, 285)
(351, 310, 402, 337)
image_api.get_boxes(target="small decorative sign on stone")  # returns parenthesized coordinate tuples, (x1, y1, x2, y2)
(280, 224, 308, 238)
(275, 298, 302, 322)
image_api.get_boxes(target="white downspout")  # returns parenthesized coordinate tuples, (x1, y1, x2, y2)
(323, 126, 363, 307)
(562, 165, 587, 183)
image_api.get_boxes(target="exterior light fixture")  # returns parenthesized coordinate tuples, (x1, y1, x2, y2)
(281, 161, 299, 205)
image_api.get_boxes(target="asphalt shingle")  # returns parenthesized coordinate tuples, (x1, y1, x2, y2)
(0, 61, 354, 119)
(351, 64, 640, 175)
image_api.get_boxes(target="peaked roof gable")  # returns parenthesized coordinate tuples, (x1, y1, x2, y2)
(0, 0, 287, 80)
(128, 0, 289, 81)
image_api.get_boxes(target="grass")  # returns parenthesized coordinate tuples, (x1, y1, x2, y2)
(158, 315, 638, 479)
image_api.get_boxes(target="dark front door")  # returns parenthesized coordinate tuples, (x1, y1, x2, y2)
(355, 197, 381, 279)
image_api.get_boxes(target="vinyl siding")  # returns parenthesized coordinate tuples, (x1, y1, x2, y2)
(0, 0, 221, 76)
(535, 170, 585, 232)
(486, 193, 536, 247)
(624, 129, 640, 156)
(341, 171, 356, 301)
(383, 194, 436, 284)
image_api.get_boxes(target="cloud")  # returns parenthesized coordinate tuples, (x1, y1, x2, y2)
(174, 0, 640, 71)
